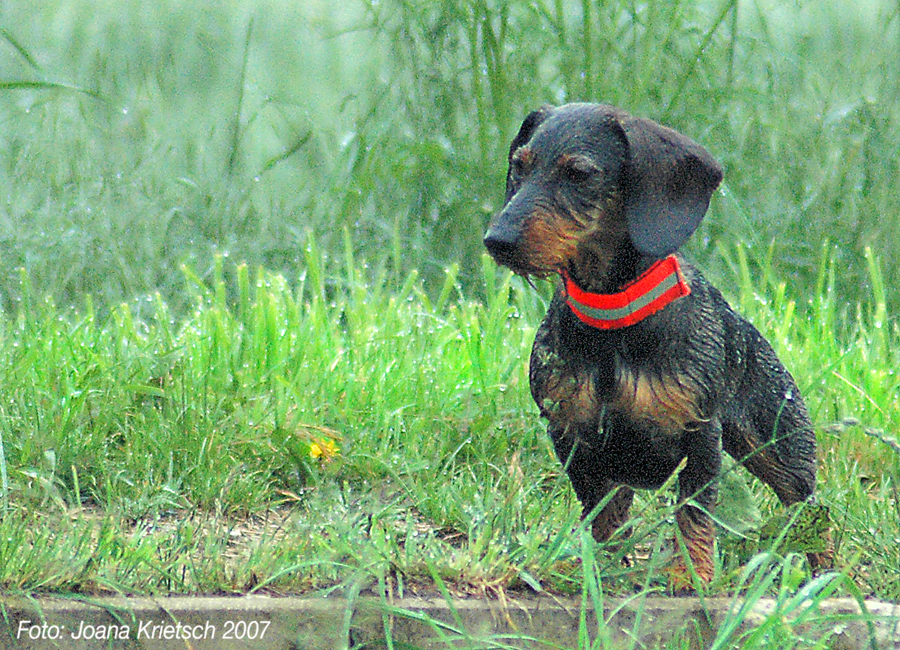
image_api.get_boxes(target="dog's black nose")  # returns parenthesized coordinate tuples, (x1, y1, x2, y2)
(483, 226, 519, 261)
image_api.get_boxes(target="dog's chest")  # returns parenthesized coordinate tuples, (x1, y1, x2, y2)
(529, 298, 702, 436)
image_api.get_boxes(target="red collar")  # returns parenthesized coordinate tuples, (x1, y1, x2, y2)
(563, 255, 691, 330)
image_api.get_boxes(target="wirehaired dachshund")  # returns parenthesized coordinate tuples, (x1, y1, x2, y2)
(483, 103, 831, 589)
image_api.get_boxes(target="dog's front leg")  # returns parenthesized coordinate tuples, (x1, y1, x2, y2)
(547, 423, 635, 544)
(671, 417, 723, 591)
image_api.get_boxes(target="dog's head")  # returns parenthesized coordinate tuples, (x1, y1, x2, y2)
(483, 103, 722, 283)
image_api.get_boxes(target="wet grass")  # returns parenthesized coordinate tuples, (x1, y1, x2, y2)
(2, 0, 899, 646)
(0, 244, 897, 606)
(1, 0, 900, 310)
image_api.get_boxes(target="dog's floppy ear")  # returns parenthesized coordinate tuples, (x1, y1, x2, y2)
(620, 116, 723, 258)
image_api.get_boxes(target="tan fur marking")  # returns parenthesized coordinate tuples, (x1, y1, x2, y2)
(511, 146, 534, 167)
(671, 508, 716, 588)
(613, 365, 705, 434)
(520, 210, 580, 272)
(540, 365, 598, 425)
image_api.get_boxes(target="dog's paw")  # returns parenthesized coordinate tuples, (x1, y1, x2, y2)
(667, 557, 714, 595)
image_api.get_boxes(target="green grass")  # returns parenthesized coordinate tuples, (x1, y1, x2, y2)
(2, 0, 900, 646)
(2, 0, 900, 310)
(0, 242, 898, 648)
(1, 243, 898, 600)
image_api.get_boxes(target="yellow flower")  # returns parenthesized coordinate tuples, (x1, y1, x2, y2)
(309, 438, 338, 460)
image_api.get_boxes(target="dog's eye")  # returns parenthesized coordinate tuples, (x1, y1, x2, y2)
(510, 158, 527, 180)
(560, 155, 599, 184)
(507, 157, 532, 196)
(509, 148, 533, 181)
(506, 161, 525, 195)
